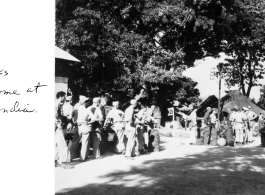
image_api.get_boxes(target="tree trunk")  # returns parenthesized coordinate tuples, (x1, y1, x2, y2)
(157, 84, 169, 126)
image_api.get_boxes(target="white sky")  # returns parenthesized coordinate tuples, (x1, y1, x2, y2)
(182, 53, 265, 102)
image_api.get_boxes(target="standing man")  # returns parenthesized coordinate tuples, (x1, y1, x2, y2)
(247, 106, 258, 144)
(203, 107, 212, 145)
(104, 101, 125, 153)
(75, 96, 95, 161)
(229, 108, 236, 136)
(62, 96, 74, 127)
(242, 107, 250, 144)
(232, 106, 245, 146)
(55, 116, 73, 169)
(153, 105, 162, 129)
(226, 108, 236, 145)
(87, 97, 103, 159)
(123, 99, 138, 160)
(188, 106, 198, 145)
(135, 100, 149, 153)
(55, 91, 66, 118)
(209, 109, 218, 146)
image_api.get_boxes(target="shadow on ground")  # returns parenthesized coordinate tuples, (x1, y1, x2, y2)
(56, 146, 265, 195)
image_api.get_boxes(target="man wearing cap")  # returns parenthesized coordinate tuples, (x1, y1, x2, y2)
(123, 99, 138, 159)
(75, 96, 95, 161)
(209, 109, 218, 146)
(69, 96, 88, 160)
(232, 106, 245, 146)
(135, 99, 150, 153)
(104, 101, 125, 153)
(87, 97, 103, 159)
(246, 106, 258, 144)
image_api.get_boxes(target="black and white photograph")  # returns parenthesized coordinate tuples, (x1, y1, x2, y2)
(54, 0, 265, 194)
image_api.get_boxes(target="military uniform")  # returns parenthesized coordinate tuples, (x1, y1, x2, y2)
(135, 107, 150, 152)
(209, 111, 218, 146)
(232, 110, 245, 145)
(105, 107, 125, 153)
(87, 103, 103, 159)
(124, 104, 137, 158)
(188, 109, 197, 144)
(76, 104, 95, 160)
(203, 109, 212, 145)
(246, 109, 257, 143)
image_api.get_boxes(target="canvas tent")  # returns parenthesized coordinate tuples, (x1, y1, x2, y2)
(197, 90, 264, 116)
(222, 90, 264, 115)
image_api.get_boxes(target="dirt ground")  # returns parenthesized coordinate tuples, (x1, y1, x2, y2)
(55, 129, 265, 195)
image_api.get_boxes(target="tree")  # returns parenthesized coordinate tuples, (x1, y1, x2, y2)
(55, 0, 242, 119)
(257, 85, 265, 109)
(217, 0, 265, 97)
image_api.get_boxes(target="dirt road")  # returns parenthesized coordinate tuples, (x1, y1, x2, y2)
(56, 132, 265, 195)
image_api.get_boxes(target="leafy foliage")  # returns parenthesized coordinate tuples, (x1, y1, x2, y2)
(55, 0, 264, 118)
(217, 0, 265, 97)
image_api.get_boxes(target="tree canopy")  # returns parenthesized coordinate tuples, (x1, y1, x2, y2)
(217, 0, 265, 97)
(56, 0, 265, 119)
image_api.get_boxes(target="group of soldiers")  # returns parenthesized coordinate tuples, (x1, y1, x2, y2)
(228, 106, 258, 146)
(181, 104, 260, 146)
(55, 89, 161, 169)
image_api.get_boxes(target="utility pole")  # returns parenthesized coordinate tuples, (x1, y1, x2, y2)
(210, 63, 223, 129)
(217, 63, 223, 129)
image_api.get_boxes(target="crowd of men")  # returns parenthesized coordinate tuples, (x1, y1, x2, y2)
(55, 88, 264, 169)
(228, 106, 259, 146)
(178, 104, 262, 147)
(55, 89, 161, 169)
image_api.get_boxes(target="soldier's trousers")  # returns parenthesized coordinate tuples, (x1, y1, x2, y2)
(77, 125, 92, 160)
(234, 123, 244, 143)
(211, 126, 218, 146)
(203, 126, 210, 145)
(124, 123, 136, 157)
(87, 131, 101, 159)
(55, 129, 70, 163)
(189, 126, 197, 144)
(137, 125, 144, 151)
(248, 121, 254, 142)
(69, 126, 79, 160)
(114, 128, 125, 153)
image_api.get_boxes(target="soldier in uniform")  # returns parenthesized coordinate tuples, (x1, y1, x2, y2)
(229, 108, 236, 137)
(225, 108, 236, 146)
(203, 107, 212, 145)
(75, 96, 95, 161)
(55, 116, 74, 169)
(232, 106, 245, 146)
(135, 99, 150, 153)
(247, 106, 258, 144)
(209, 109, 218, 146)
(123, 99, 138, 160)
(188, 106, 198, 145)
(87, 98, 103, 159)
(242, 107, 250, 144)
(104, 101, 125, 153)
